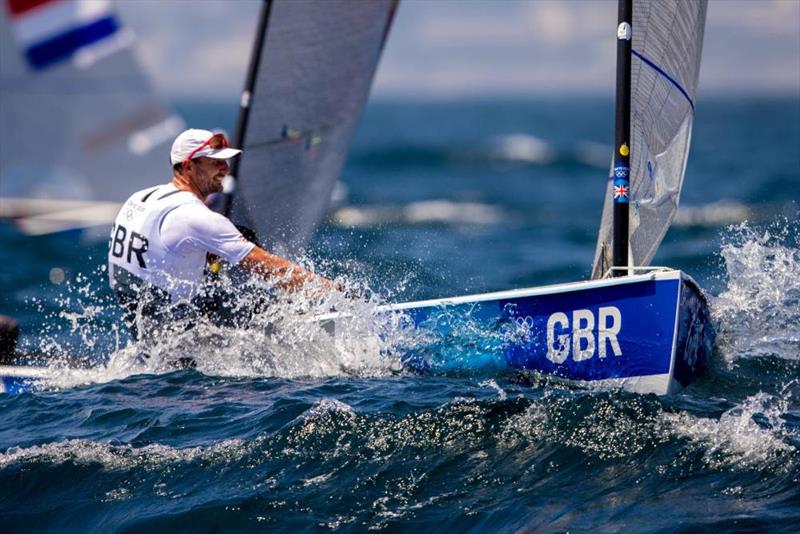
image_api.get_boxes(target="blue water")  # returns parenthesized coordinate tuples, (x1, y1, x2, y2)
(1, 97, 799, 531)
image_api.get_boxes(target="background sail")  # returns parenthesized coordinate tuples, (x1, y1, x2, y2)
(0, 0, 183, 234)
(228, 0, 397, 257)
(591, 0, 707, 278)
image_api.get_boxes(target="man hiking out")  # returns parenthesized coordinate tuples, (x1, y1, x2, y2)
(108, 128, 336, 339)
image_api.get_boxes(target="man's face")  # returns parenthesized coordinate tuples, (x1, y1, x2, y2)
(186, 157, 229, 197)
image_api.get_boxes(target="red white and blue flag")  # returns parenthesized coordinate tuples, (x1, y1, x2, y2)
(6, 0, 121, 70)
(613, 181, 630, 201)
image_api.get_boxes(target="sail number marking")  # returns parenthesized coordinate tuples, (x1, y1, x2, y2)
(546, 306, 622, 363)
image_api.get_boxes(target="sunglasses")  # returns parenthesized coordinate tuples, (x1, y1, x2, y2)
(185, 133, 229, 163)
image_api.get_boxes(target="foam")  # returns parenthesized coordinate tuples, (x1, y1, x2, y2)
(712, 219, 800, 361)
(25, 263, 420, 391)
(0, 437, 250, 471)
(659, 390, 797, 470)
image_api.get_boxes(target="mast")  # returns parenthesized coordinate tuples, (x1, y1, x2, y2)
(220, 0, 273, 217)
(612, 0, 632, 274)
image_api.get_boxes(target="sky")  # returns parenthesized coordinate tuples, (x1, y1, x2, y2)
(117, 0, 800, 100)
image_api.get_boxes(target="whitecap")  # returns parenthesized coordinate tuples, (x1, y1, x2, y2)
(0, 437, 251, 471)
(479, 379, 507, 400)
(659, 390, 798, 470)
(487, 133, 556, 164)
(305, 398, 356, 419)
(673, 200, 750, 227)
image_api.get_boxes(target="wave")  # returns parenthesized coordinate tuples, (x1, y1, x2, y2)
(5, 387, 794, 477)
(2, 379, 797, 530)
(0, 437, 250, 472)
(673, 201, 798, 228)
(659, 388, 799, 471)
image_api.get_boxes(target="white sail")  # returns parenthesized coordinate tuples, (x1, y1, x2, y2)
(0, 0, 183, 234)
(228, 0, 398, 257)
(591, 0, 707, 279)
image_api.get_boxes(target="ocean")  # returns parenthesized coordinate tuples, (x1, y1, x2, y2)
(1, 96, 799, 531)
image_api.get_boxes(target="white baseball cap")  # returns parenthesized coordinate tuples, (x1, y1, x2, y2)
(170, 128, 242, 165)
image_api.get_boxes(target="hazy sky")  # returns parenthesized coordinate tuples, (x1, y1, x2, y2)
(117, 0, 800, 100)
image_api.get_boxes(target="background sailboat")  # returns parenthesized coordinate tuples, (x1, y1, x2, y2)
(0, 0, 183, 237)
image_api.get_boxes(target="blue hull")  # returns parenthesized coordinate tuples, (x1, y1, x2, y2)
(2, 270, 714, 396)
(0, 365, 50, 394)
(1, 375, 36, 394)
(380, 269, 714, 395)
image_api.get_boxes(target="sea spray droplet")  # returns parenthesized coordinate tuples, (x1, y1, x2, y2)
(48, 267, 65, 284)
(712, 219, 800, 361)
(29, 258, 414, 390)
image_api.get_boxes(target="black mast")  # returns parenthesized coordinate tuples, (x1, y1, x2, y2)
(612, 0, 632, 274)
(220, 0, 273, 217)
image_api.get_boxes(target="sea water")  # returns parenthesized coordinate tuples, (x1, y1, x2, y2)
(0, 96, 798, 531)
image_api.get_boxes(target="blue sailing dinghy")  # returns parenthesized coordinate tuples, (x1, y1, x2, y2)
(324, 0, 715, 395)
(1, 0, 715, 396)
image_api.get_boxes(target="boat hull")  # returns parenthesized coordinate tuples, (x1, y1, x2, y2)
(357, 269, 713, 395)
(1, 270, 713, 396)
(0, 365, 50, 394)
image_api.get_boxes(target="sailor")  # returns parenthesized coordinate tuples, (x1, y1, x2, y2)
(108, 128, 337, 339)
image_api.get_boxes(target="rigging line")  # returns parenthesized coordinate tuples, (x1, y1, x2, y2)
(631, 49, 695, 111)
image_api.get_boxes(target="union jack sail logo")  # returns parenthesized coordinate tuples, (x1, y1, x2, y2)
(614, 183, 630, 200)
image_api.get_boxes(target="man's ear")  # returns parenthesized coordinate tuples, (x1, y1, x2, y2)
(182, 160, 191, 173)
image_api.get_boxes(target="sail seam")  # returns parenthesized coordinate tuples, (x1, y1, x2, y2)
(631, 49, 694, 110)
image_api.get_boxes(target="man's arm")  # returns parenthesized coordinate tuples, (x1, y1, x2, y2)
(239, 246, 338, 292)
(173, 206, 337, 292)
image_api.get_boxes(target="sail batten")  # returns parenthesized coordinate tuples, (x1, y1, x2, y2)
(631, 49, 695, 110)
(592, 0, 707, 279)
